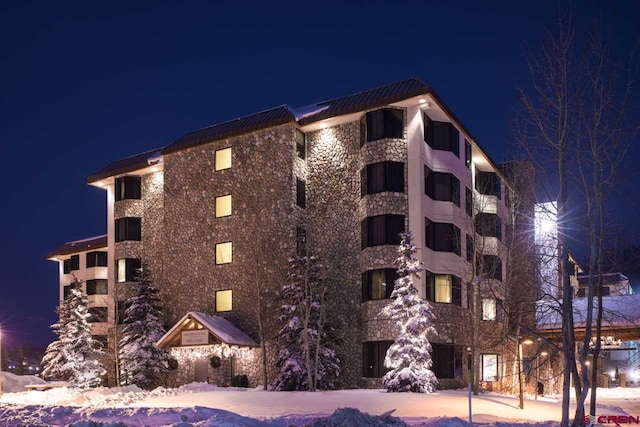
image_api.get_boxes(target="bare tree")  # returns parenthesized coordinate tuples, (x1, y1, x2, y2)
(518, 9, 639, 425)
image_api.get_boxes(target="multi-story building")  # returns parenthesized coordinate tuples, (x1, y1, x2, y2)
(47, 235, 109, 349)
(48, 79, 534, 389)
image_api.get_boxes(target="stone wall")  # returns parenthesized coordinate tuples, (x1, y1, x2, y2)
(159, 124, 299, 387)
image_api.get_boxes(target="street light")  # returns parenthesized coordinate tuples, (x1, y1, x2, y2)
(519, 337, 533, 409)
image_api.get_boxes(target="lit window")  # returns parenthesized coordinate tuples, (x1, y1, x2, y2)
(426, 272, 461, 305)
(482, 354, 500, 381)
(362, 269, 398, 301)
(215, 242, 233, 264)
(482, 298, 497, 320)
(215, 195, 232, 217)
(116, 258, 141, 282)
(215, 147, 232, 171)
(86, 279, 108, 295)
(216, 290, 233, 312)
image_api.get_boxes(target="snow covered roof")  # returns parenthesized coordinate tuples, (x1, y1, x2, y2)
(156, 311, 258, 349)
(87, 147, 165, 183)
(47, 234, 107, 259)
(537, 293, 640, 332)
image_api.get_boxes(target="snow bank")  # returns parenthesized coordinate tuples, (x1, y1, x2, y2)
(0, 372, 46, 393)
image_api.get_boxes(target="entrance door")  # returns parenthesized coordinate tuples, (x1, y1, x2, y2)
(194, 358, 208, 383)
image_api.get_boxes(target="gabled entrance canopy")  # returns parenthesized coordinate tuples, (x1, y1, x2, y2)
(156, 311, 258, 349)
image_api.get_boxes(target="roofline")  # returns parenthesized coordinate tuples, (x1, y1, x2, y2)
(160, 106, 296, 156)
(47, 234, 108, 259)
(87, 147, 164, 183)
(87, 79, 509, 187)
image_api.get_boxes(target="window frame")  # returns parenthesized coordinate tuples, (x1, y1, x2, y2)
(215, 194, 232, 218)
(363, 340, 394, 378)
(424, 165, 460, 206)
(361, 215, 405, 249)
(424, 113, 460, 157)
(481, 353, 501, 382)
(86, 251, 107, 268)
(296, 129, 306, 159)
(296, 178, 306, 208)
(465, 139, 472, 169)
(215, 289, 233, 312)
(362, 269, 398, 301)
(88, 307, 108, 323)
(361, 161, 405, 197)
(425, 217, 461, 255)
(215, 147, 232, 171)
(360, 108, 404, 146)
(115, 217, 141, 242)
(116, 258, 141, 283)
(426, 271, 462, 305)
(215, 241, 233, 265)
(115, 176, 142, 201)
(475, 171, 501, 199)
(86, 279, 108, 296)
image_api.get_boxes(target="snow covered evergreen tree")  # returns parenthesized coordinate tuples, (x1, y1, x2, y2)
(41, 295, 72, 380)
(380, 231, 438, 393)
(55, 277, 106, 387)
(118, 264, 169, 389)
(270, 254, 340, 391)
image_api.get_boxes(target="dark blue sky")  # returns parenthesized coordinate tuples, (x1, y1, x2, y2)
(1, 0, 638, 347)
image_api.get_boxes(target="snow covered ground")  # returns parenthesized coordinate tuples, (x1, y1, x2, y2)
(1, 373, 638, 426)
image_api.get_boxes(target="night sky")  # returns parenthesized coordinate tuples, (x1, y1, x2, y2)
(1, 1, 638, 348)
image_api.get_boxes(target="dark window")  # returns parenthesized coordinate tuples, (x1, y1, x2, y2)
(86, 251, 107, 268)
(116, 258, 141, 283)
(475, 171, 501, 199)
(424, 166, 460, 205)
(63, 255, 80, 274)
(477, 255, 503, 281)
(465, 187, 473, 216)
(426, 271, 461, 305)
(92, 335, 107, 349)
(425, 218, 460, 255)
(115, 176, 141, 201)
(362, 162, 404, 197)
(465, 139, 472, 169)
(361, 215, 404, 249)
(363, 341, 393, 378)
(466, 234, 474, 262)
(296, 227, 307, 255)
(567, 261, 576, 276)
(577, 287, 586, 297)
(63, 284, 74, 300)
(296, 178, 306, 208)
(117, 300, 128, 324)
(88, 307, 108, 323)
(424, 114, 459, 157)
(115, 217, 141, 242)
(432, 344, 462, 379)
(475, 213, 502, 241)
(360, 108, 403, 146)
(296, 129, 306, 159)
(362, 269, 398, 301)
(467, 282, 474, 309)
(86, 279, 108, 295)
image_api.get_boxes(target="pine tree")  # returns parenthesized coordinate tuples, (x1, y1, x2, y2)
(270, 254, 340, 391)
(380, 231, 438, 393)
(118, 264, 169, 389)
(60, 278, 106, 387)
(41, 289, 73, 380)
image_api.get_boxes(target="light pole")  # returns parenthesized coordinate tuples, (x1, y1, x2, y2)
(518, 337, 533, 409)
(467, 347, 472, 425)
